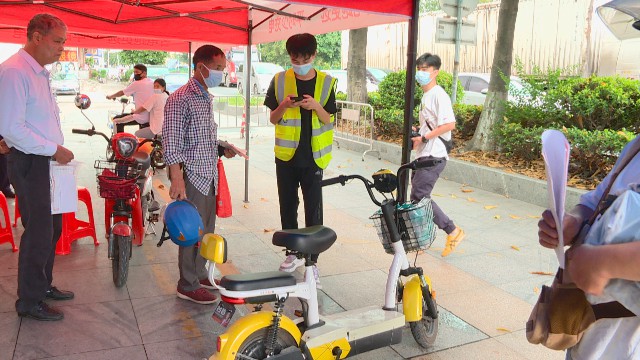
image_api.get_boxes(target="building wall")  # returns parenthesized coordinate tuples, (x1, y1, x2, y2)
(342, 0, 639, 78)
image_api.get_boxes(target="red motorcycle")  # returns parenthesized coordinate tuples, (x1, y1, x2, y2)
(72, 94, 159, 287)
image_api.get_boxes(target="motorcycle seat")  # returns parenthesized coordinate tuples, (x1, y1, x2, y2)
(272, 225, 337, 255)
(221, 271, 296, 292)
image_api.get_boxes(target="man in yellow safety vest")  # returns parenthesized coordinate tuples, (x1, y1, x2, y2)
(264, 33, 337, 286)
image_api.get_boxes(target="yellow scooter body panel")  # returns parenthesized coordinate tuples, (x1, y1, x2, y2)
(199, 234, 227, 264)
(403, 274, 432, 322)
(307, 337, 351, 359)
(210, 311, 301, 360)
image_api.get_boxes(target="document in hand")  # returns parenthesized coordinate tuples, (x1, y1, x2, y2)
(50, 160, 80, 214)
(541, 130, 571, 268)
(219, 140, 249, 159)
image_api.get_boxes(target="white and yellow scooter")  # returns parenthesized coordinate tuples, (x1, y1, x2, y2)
(201, 160, 440, 360)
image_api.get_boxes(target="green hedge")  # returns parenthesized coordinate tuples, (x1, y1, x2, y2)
(495, 122, 636, 179)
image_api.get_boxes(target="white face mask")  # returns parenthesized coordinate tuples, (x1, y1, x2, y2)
(201, 64, 223, 88)
(154, 89, 163, 94)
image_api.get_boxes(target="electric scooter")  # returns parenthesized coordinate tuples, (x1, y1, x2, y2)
(201, 159, 440, 359)
(72, 94, 160, 286)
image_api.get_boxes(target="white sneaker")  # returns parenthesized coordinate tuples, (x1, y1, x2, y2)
(279, 254, 304, 272)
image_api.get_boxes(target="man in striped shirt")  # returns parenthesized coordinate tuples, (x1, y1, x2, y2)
(162, 45, 236, 304)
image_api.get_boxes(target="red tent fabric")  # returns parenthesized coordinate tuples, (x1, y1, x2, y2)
(0, 0, 413, 50)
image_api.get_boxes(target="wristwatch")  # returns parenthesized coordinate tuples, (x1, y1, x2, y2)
(421, 135, 428, 143)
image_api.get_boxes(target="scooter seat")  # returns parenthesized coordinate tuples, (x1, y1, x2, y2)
(272, 225, 337, 255)
(132, 151, 151, 174)
(221, 271, 296, 292)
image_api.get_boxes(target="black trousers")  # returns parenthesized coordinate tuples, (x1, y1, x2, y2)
(276, 163, 323, 261)
(0, 152, 9, 192)
(115, 119, 149, 134)
(8, 149, 62, 312)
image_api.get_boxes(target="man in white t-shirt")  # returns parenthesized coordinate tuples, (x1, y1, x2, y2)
(410, 52, 465, 257)
(106, 63, 154, 133)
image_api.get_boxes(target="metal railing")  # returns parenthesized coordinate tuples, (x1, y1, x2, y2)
(212, 94, 271, 137)
(334, 100, 380, 161)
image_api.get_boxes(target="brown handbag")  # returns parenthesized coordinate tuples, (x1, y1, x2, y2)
(526, 136, 640, 350)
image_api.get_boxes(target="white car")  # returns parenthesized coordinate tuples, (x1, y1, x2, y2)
(323, 69, 378, 95)
(458, 73, 531, 106)
(237, 62, 284, 95)
(51, 72, 80, 95)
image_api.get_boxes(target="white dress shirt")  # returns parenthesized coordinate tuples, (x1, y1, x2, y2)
(0, 49, 63, 156)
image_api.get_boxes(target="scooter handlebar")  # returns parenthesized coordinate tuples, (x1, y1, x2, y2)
(72, 128, 91, 135)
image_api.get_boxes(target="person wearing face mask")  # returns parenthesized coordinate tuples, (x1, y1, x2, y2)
(115, 78, 169, 140)
(162, 45, 238, 304)
(263, 33, 337, 286)
(106, 63, 154, 133)
(409, 52, 465, 257)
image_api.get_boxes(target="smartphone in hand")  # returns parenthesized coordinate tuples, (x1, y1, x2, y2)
(289, 95, 304, 102)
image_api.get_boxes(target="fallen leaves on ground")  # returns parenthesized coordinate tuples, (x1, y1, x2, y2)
(263, 228, 275, 233)
(494, 215, 501, 220)
(496, 327, 511, 333)
(461, 188, 474, 193)
(467, 197, 478, 203)
(534, 286, 540, 294)
(509, 215, 522, 220)
(260, 197, 268, 202)
(243, 204, 249, 209)
(484, 205, 498, 210)
(530, 271, 554, 276)
(511, 245, 520, 251)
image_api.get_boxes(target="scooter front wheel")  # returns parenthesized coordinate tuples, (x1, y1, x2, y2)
(112, 234, 131, 287)
(409, 289, 439, 348)
(235, 328, 297, 360)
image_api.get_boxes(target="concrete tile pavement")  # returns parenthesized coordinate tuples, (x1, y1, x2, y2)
(0, 93, 566, 359)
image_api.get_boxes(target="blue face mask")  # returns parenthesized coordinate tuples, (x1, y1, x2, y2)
(201, 64, 223, 88)
(416, 70, 433, 86)
(292, 62, 313, 76)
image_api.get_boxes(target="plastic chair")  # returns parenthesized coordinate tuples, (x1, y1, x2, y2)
(13, 195, 20, 227)
(0, 192, 17, 252)
(56, 187, 99, 255)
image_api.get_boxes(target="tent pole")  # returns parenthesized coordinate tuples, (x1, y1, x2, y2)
(243, 16, 252, 203)
(188, 42, 192, 78)
(398, 0, 420, 203)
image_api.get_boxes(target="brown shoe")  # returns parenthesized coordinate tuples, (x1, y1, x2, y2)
(177, 287, 217, 304)
(442, 227, 465, 257)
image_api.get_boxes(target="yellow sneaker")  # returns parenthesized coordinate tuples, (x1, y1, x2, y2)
(442, 227, 465, 257)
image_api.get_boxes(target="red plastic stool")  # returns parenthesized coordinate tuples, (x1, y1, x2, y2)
(13, 195, 20, 227)
(56, 187, 99, 255)
(0, 192, 18, 252)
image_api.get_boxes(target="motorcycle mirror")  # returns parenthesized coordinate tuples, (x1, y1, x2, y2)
(74, 94, 96, 130)
(74, 94, 92, 110)
(120, 97, 130, 104)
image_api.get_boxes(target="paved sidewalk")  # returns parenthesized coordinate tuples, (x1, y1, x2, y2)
(0, 94, 566, 360)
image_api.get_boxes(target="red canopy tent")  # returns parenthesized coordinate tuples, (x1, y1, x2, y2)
(0, 0, 420, 201)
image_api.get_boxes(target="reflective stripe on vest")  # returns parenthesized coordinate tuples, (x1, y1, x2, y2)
(274, 69, 336, 169)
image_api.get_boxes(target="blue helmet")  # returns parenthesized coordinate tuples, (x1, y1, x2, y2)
(163, 200, 204, 247)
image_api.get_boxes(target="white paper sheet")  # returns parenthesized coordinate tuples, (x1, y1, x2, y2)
(219, 140, 249, 159)
(50, 160, 80, 214)
(541, 130, 571, 268)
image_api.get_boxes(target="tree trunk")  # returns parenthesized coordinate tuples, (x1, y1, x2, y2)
(347, 28, 368, 104)
(581, 0, 594, 77)
(467, 0, 519, 152)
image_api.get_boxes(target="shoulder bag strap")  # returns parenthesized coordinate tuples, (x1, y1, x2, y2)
(424, 120, 450, 147)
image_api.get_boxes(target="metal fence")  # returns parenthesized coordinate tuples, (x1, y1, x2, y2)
(334, 100, 380, 161)
(212, 94, 271, 134)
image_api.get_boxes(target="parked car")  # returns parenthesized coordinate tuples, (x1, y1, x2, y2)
(458, 72, 531, 105)
(366, 67, 392, 84)
(51, 72, 80, 95)
(237, 62, 284, 95)
(324, 69, 379, 95)
(164, 73, 190, 93)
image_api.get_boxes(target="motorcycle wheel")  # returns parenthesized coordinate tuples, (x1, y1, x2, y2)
(235, 328, 297, 360)
(105, 144, 115, 161)
(150, 146, 165, 169)
(409, 290, 439, 348)
(112, 234, 131, 287)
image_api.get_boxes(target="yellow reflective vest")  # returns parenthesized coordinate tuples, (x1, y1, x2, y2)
(274, 69, 336, 169)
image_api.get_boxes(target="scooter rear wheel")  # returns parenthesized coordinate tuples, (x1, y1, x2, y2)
(112, 234, 131, 287)
(235, 328, 297, 360)
(409, 291, 438, 348)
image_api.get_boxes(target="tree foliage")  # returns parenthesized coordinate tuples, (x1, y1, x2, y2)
(258, 31, 342, 69)
(118, 50, 168, 66)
